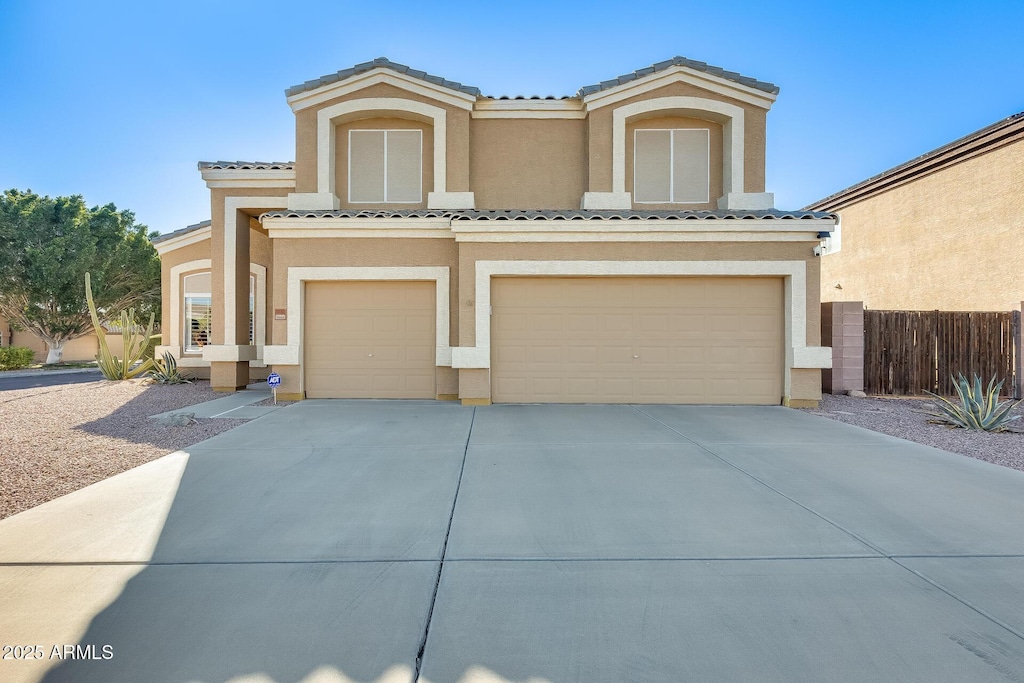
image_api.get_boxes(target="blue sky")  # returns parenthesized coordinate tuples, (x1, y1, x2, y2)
(2, 0, 1021, 235)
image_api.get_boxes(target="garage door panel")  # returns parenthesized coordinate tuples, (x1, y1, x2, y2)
(304, 281, 435, 399)
(491, 277, 783, 404)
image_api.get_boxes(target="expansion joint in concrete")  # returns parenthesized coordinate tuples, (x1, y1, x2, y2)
(414, 405, 476, 678)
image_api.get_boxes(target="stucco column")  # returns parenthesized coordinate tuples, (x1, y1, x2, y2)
(209, 209, 254, 391)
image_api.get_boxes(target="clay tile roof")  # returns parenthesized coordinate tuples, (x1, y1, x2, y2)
(285, 57, 481, 98)
(151, 220, 211, 244)
(198, 161, 295, 170)
(259, 209, 832, 221)
(576, 56, 779, 97)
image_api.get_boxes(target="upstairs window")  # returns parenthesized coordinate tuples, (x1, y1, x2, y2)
(633, 129, 710, 204)
(349, 129, 422, 203)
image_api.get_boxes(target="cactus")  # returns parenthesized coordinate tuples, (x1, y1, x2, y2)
(924, 374, 1021, 432)
(86, 272, 155, 380)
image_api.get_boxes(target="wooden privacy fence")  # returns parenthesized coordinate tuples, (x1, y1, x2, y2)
(864, 310, 1021, 397)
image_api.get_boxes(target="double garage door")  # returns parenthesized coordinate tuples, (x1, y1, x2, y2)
(491, 277, 784, 405)
(303, 277, 784, 404)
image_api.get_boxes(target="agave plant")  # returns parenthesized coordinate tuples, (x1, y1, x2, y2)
(86, 272, 156, 380)
(924, 374, 1021, 432)
(149, 351, 191, 385)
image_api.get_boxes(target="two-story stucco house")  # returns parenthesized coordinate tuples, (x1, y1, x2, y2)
(151, 56, 835, 407)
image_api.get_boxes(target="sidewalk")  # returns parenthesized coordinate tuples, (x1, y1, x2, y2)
(149, 383, 281, 420)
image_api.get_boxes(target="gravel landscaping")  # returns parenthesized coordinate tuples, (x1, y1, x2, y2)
(801, 393, 1024, 473)
(0, 379, 246, 519)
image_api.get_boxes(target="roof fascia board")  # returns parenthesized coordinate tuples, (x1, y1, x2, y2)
(584, 66, 777, 111)
(153, 225, 212, 255)
(287, 68, 476, 112)
(200, 168, 296, 189)
(472, 99, 586, 119)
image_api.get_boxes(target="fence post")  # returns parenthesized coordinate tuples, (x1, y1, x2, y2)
(822, 301, 864, 394)
(1015, 304, 1023, 399)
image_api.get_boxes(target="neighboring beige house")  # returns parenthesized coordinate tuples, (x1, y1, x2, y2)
(152, 56, 835, 406)
(0, 315, 126, 364)
(808, 111, 1024, 311)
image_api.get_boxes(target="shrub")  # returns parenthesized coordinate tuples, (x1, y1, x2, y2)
(924, 374, 1021, 432)
(0, 346, 35, 370)
(149, 351, 191, 385)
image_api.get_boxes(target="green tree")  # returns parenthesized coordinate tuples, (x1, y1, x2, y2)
(0, 189, 161, 364)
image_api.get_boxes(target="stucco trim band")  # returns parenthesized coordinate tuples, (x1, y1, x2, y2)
(263, 266, 452, 375)
(451, 260, 831, 398)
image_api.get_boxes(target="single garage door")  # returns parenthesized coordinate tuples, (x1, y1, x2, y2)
(304, 281, 435, 399)
(491, 277, 783, 404)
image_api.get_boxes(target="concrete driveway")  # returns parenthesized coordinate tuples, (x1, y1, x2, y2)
(2, 401, 1024, 682)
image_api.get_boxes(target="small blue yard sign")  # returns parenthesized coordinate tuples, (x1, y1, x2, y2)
(267, 372, 282, 404)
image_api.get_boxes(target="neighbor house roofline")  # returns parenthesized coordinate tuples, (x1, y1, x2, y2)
(806, 111, 1024, 212)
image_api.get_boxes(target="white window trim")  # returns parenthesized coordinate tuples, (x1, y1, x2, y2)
(183, 293, 213, 353)
(347, 129, 423, 204)
(611, 96, 745, 198)
(317, 98, 446, 197)
(632, 128, 710, 204)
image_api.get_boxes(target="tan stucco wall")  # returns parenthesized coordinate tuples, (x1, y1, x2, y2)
(821, 139, 1024, 310)
(457, 241, 817, 347)
(470, 118, 587, 209)
(270, 236, 459, 347)
(293, 82, 471, 195)
(269, 236, 459, 398)
(159, 239, 212, 345)
(626, 115, 724, 211)
(586, 81, 767, 196)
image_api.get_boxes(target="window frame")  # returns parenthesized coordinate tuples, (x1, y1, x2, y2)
(347, 128, 423, 204)
(632, 128, 711, 204)
(183, 272, 213, 354)
(182, 272, 256, 353)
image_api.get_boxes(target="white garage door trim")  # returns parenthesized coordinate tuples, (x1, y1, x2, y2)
(449, 260, 832, 399)
(263, 266, 451, 394)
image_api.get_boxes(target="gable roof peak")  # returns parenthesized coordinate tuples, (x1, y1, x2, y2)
(285, 57, 481, 99)
(577, 56, 780, 98)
